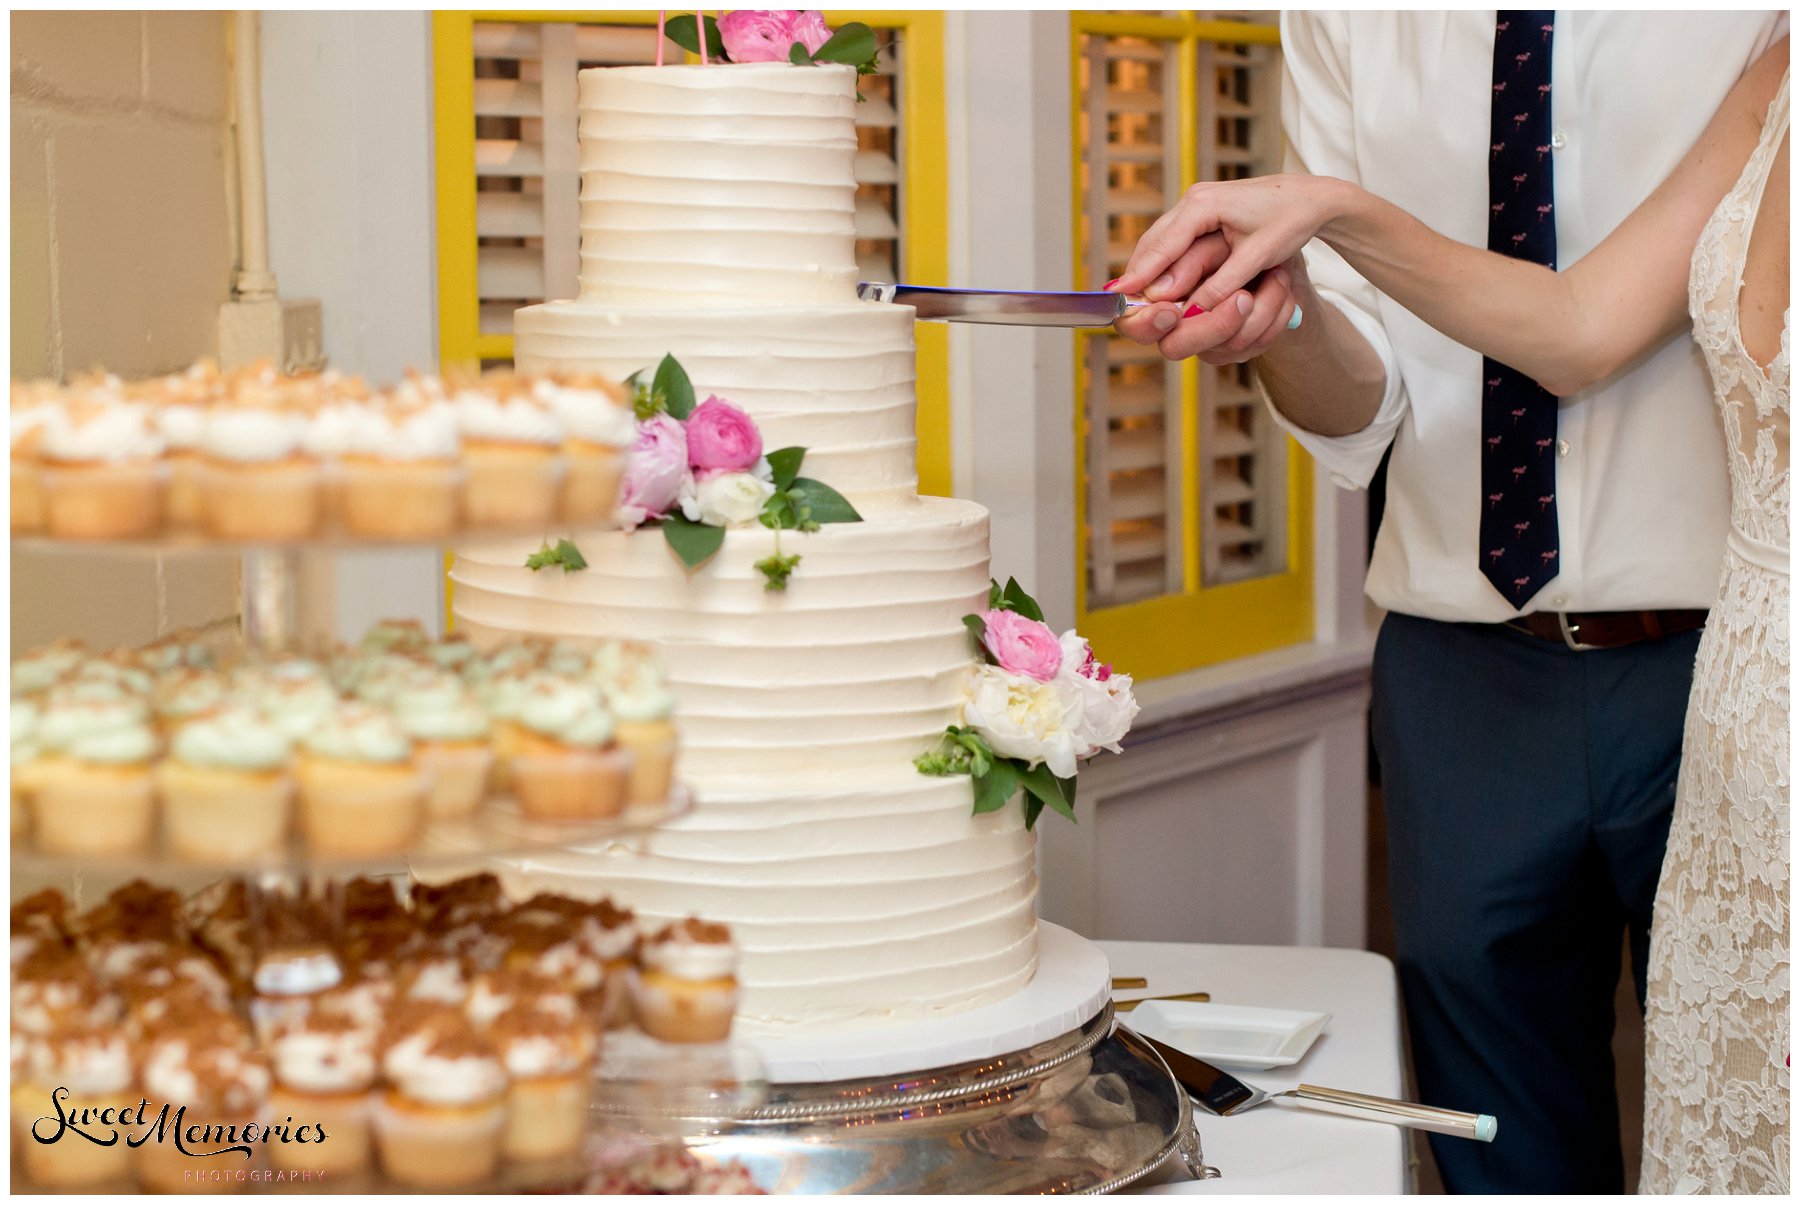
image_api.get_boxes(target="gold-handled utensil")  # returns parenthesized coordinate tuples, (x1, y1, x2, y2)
(1111, 976, 1148, 991)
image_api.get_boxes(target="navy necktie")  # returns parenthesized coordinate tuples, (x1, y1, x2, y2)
(1481, 12, 1560, 608)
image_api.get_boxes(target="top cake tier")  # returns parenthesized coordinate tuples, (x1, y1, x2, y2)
(577, 63, 860, 308)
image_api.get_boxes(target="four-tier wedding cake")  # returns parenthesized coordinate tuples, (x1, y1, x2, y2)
(451, 62, 1040, 1033)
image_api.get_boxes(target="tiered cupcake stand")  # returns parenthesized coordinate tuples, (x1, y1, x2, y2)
(10, 527, 740, 1194)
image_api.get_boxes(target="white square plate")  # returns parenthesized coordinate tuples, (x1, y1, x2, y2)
(1125, 1001, 1331, 1071)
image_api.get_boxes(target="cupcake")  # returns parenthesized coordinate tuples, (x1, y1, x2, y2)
(591, 642, 679, 805)
(396, 951, 470, 1007)
(363, 617, 432, 656)
(150, 666, 230, 735)
(267, 1009, 380, 1175)
(11, 945, 121, 1036)
(454, 373, 565, 529)
(147, 361, 221, 531)
(114, 946, 236, 1015)
(11, 638, 89, 695)
(196, 371, 321, 539)
(473, 659, 540, 795)
(157, 705, 294, 862)
(489, 994, 599, 1162)
(295, 701, 424, 857)
(372, 1003, 508, 1189)
(425, 631, 481, 675)
(298, 372, 371, 525)
(509, 673, 630, 821)
(135, 1023, 272, 1193)
(134, 628, 218, 674)
(76, 881, 189, 981)
(339, 387, 464, 539)
(36, 383, 165, 539)
(237, 658, 342, 743)
(536, 374, 632, 525)
(631, 918, 739, 1044)
(12, 696, 40, 840)
(28, 683, 159, 856)
(390, 671, 494, 818)
(509, 893, 638, 1027)
(14, 1028, 135, 1188)
(11, 888, 72, 966)
(11, 380, 62, 533)
(62, 649, 155, 699)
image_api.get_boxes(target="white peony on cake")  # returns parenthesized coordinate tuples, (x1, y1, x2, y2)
(450, 61, 1041, 1035)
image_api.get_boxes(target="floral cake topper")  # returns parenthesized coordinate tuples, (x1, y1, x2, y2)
(662, 10, 880, 75)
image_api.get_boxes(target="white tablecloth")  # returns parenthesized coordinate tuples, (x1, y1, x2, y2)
(1096, 941, 1411, 1195)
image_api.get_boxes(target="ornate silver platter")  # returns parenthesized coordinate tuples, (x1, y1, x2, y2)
(596, 1007, 1217, 1194)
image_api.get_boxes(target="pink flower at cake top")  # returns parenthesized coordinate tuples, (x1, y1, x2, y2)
(718, 10, 831, 63)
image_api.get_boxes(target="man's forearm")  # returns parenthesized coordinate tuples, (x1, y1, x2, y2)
(1253, 282, 1387, 437)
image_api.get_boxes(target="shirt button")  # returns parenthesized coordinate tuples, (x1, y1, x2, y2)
(1550, 595, 1568, 608)
(1557, 439, 1571, 456)
(1551, 129, 1568, 150)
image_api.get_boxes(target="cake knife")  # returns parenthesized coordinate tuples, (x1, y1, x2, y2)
(856, 283, 1303, 330)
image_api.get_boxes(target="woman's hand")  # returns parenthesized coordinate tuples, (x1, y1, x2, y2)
(1111, 175, 1344, 363)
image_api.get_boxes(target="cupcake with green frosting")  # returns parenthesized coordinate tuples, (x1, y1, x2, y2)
(295, 700, 423, 858)
(29, 683, 159, 856)
(510, 672, 629, 821)
(156, 705, 294, 862)
(11, 639, 88, 696)
(150, 666, 229, 736)
(590, 641, 679, 806)
(389, 671, 493, 819)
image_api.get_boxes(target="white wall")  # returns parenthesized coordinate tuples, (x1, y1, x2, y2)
(260, 12, 444, 637)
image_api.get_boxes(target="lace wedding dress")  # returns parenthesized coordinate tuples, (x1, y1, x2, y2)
(1641, 74, 1790, 1195)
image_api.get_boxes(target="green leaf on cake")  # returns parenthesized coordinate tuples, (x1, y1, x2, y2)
(789, 478, 862, 525)
(789, 42, 814, 65)
(987, 579, 1005, 610)
(971, 758, 1020, 815)
(766, 447, 807, 491)
(661, 513, 726, 570)
(753, 551, 802, 592)
(1001, 576, 1045, 623)
(810, 22, 879, 72)
(525, 538, 588, 573)
(652, 354, 697, 421)
(1021, 796, 1046, 831)
(1019, 762, 1077, 825)
(963, 612, 990, 652)
(624, 369, 662, 419)
(664, 13, 726, 59)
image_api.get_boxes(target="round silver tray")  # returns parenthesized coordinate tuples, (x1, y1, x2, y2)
(620, 1006, 1215, 1194)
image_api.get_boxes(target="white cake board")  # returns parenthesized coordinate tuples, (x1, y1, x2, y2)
(747, 922, 1112, 1084)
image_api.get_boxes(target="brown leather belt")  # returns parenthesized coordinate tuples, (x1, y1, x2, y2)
(1506, 609, 1708, 651)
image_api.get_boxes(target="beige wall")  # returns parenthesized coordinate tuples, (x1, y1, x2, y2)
(11, 11, 240, 650)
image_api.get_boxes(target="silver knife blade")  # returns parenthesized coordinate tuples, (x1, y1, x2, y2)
(1128, 1029, 1264, 1116)
(856, 282, 1142, 327)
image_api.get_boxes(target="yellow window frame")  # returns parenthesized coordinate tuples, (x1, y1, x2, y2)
(429, 9, 951, 497)
(1070, 11, 1313, 680)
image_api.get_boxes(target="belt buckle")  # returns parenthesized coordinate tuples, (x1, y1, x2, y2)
(1557, 612, 1599, 652)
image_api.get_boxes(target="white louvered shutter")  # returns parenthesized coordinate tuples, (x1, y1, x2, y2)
(853, 36, 904, 282)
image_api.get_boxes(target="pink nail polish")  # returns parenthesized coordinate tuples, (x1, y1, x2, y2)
(1183, 304, 1204, 319)
(1104, 278, 1121, 291)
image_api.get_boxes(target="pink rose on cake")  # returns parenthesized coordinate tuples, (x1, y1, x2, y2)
(979, 610, 1063, 682)
(618, 413, 689, 530)
(718, 10, 832, 63)
(685, 396, 765, 474)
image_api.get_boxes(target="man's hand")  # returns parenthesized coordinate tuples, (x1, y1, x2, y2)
(1113, 234, 1307, 367)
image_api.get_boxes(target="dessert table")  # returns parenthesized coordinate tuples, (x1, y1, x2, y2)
(1097, 941, 1412, 1195)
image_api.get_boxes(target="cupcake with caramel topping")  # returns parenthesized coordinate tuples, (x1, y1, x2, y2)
(37, 378, 166, 539)
(535, 373, 632, 524)
(488, 994, 599, 1161)
(196, 365, 321, 539)
(14, 1027, 136, 1187)
(509, 672, 630, 820)
(632, 918, 739, 1044)
(267, 1008, 380, 1175)
(134, 1022, 271, 1193)
(372, 1002, 509, 1188)
(339, 380, 464, 539)
(454, 371, 565, 529)
(11, 379, 61, 532)
(295, 700, 423, 857)
(146, 360, 222, 530)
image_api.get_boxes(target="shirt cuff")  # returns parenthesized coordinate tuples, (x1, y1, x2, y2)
(1261, 288, 1407, 492)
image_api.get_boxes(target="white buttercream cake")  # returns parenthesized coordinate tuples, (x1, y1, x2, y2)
(452, 62, 1039, 1033)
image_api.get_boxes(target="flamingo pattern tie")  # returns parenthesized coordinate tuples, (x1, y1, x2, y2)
(1481, 11, 1560, 608)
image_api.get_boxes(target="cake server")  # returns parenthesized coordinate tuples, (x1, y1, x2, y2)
(856, 282, 1303, 330)
(1124, 1029, 1497, 1142)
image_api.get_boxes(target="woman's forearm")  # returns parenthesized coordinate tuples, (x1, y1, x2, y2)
(1315, 179, 1601, 395)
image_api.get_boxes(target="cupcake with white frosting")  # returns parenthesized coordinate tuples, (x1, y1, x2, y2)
(295, 700, 423, 857)
(144, 361, 222, 530)
(488, 994, 599, 1162)
(267, 1009, 380, 1175)
(631, 918, 739, 1045)
(509, 672, 630, 820)
(372, 1003, 509, 1188)
(339, 386, 465, 539)
(14, 1027, 135, 1187)
(591, 641, 679, 806)
(390, 671, 494, 818)
(454, 371, 565, 529)
(196, 366, 321, 539)
(28, 683, 158, 856)
(535, 373, 633, 525)
(10, 380, 63, 533)
(236, 658, 341, 743)
(156, 705, 294, 862)
(37, 380, 166, 539)
(134, 1022, 271, 1192)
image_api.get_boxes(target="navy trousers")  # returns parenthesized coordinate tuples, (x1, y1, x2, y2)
(1370, 612, 1701, 1194)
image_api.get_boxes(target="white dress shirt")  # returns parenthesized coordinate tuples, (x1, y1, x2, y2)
(1272, 10, 1788, 623)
